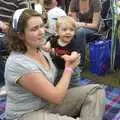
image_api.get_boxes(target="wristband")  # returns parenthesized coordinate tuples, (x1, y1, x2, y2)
(65, 67, 74, 73)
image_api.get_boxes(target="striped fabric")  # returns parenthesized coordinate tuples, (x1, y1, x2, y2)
(0, 0, 28, 23)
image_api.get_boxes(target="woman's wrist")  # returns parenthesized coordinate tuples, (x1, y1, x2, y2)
(76, 22, 87, 28)
(64, 67, 74, 74)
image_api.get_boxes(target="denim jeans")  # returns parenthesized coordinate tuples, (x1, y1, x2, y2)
(0, 56, 6, 85)
(74, 27, 98, 66)
(0, 33, 6, 85)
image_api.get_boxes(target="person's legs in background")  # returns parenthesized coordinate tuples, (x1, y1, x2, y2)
(74, 28, 86, 69)
(0, 33, 7, 96)
(0, 57, 5, 86)
(74, 27, 98, 70)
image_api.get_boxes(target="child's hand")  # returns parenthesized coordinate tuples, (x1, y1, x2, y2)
(62, 54, 80, 70)
(42, 42, 51, 52)
(61, 54, 73, 61)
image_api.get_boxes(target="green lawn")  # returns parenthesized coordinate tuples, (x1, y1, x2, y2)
(81, 68, 120, 88)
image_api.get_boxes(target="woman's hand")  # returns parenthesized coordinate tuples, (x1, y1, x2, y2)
(76, 22, 87, 28)
(62, 53, 80, 70)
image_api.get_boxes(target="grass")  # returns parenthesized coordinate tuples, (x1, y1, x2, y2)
(81, 68, 120, 88)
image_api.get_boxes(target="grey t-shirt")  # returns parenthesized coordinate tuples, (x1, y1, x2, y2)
(4, 51, 57, 120)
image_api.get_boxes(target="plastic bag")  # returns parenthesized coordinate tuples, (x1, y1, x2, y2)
(89, 40, 111, 75)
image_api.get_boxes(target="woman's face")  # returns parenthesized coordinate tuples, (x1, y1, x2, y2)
(24, 16, 45, 50)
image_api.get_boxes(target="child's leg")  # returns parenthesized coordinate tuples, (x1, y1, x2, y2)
(69, 67, 81, 88)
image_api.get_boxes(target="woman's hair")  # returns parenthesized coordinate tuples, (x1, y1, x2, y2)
(56, 16, 76, 32)
(6, 9, 42, 53)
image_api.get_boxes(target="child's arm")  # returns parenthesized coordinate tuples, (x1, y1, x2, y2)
(43, 41, 55, 55)
(42, 34, 55, 52)
(43, 41, 51, 52)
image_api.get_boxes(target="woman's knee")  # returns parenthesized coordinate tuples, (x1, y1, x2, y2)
(88, 88, 105, 105)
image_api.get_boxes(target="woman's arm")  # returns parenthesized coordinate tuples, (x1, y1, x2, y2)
(69, 0, 101, 30)
(76, 11, 101, 30)
(18, 55, 80, 104)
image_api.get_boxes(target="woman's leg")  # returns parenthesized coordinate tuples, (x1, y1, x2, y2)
(45, 84, 105, 120)
(20, 110, 79, 120)
(80, 87, 105, 120)
(20, 84, 105, 120)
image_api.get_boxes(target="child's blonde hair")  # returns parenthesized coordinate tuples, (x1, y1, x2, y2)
(56, 16, 76, 32)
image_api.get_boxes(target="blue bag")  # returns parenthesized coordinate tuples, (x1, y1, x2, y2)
(89, 40, 111, 75)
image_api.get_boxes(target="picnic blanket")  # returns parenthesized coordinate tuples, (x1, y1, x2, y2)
(0, 78, 120, 120)
(80, 78, 120, 120)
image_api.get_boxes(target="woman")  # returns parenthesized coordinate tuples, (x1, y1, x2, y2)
(68, 0, 101, 30)
(5, 8, 105, 120)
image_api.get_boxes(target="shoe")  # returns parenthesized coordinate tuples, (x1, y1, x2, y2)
(0, 86, 7, 96)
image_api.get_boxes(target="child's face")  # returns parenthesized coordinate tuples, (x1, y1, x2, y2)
(57, 22, 75, 43)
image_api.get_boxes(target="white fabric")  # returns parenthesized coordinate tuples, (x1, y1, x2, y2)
(47, 7, 66, 33)
(34, 4, 43, 14)
(12, 8, 27, 32)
